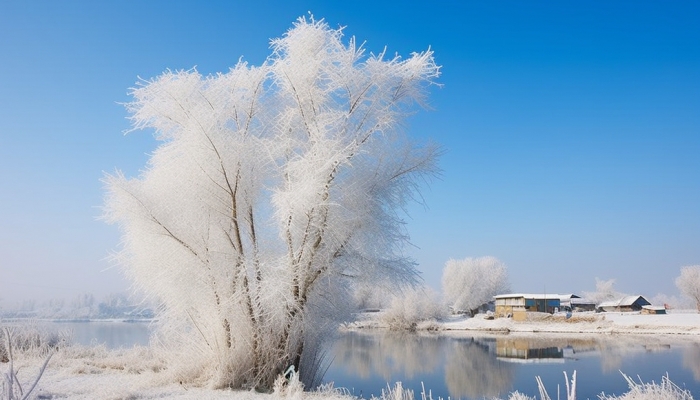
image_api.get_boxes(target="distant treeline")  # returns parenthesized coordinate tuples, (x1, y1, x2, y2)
(0, 292, 154, 320)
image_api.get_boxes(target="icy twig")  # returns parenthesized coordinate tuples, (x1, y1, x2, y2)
(2, 328, 53, 400)
(564, 370, 576, 400)
(597, 371, 694, 400)
(535, 376, 552, 400)
(534, 371, 577, 400)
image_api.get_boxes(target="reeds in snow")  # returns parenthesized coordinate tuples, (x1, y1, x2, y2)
(1, 328, 53, 400)
(597, 372, 693, 400)
(366, 370, 694, 400)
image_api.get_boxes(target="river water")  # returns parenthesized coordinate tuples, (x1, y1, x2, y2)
(35, 320, 153, 348)
(325, 330, 700, 399)
(35, 322, 700, 399)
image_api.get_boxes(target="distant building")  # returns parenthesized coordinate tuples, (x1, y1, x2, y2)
(494, 293, 561, 321)
(597, 295, 651, 312)
(641, 305, 667, 315)
(558, 294, 596, 312)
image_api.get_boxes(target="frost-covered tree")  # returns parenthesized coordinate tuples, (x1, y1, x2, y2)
(351, 282, 391, 311)
(441, 256, 510, 315)
(582, 277, 626, 305)
(69, 293, 96, 319)
(102, 17, 439, 390)
(675, 265, 700, 311)
(379, 285, 445, 331)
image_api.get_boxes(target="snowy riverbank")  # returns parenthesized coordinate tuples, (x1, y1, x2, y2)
(10, 340, 698, 400)
(447, 310, 700, 335)
(345, 309, 700, 336)
(5, 311, 700, 399)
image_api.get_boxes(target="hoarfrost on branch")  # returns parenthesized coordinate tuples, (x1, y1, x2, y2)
(676, 265, 700, 311)
(442, 256, 510, 316)
(102, 17, 440, 390)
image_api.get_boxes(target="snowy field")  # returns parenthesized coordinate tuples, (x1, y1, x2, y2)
(5, 311, 700, 399)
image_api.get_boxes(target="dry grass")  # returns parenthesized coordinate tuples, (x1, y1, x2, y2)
(524, 312, 602, 324)
(0, 323, 69, 361)
(373, 371, 694, 400)
(2, 327, 55, 400)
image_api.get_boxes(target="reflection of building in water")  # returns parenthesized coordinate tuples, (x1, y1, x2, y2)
(643, 343, 671, 352)
(496, 338, 564, 362)
(445, 337, 515, 399)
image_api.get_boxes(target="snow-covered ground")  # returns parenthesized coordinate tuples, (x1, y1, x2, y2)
(346, 309, 700, 336)
(5, 311, 700, 399)
(6, 344, 353, 400)
(440, 310, 700, 336)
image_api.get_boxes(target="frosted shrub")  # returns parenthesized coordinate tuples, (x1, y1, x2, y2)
(103, 16, 440, 391)
(273, 368, 304, 400)
(441, 256, 510, 316)
(676, 265, 700, 312)
(380, 287, 446, 331)
(352, 283, 391, 311)
(583, 278, 627, 306)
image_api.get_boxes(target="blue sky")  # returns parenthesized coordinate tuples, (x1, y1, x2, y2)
(1, 1, 698, 304)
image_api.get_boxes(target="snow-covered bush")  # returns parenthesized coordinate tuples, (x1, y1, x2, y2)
(379, 287, 446, 331)
(441, 256, 510, 316)
(352, 283, 391, 312)
(649, 293, 692, 311)
(583, 278, 627, 306)
(676, 265, 700, 312)
(103, 16, 439, 390)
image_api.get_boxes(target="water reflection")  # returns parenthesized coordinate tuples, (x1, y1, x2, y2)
(331, 332, 517, 398)
(326, 331, 700, 400)
(496, 338, 564, 361)
(683, 343, 700, 380)
(332, 331, 443, 381)
(445, 337, 513, 399)
(42, 321, 152, 349)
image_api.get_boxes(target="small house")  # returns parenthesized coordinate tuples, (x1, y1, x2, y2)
(596, 295, 651, 312)
(559, 294, 596, 312)
(494, 293, 561, 321)
(641, 305, 667, 315)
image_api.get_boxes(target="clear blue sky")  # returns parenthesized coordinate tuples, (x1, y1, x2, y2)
(1, 1, 698, 304)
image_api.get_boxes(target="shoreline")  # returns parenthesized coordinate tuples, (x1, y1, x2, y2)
(5, 312, 700, 399)
(344, 309, 700, 337)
